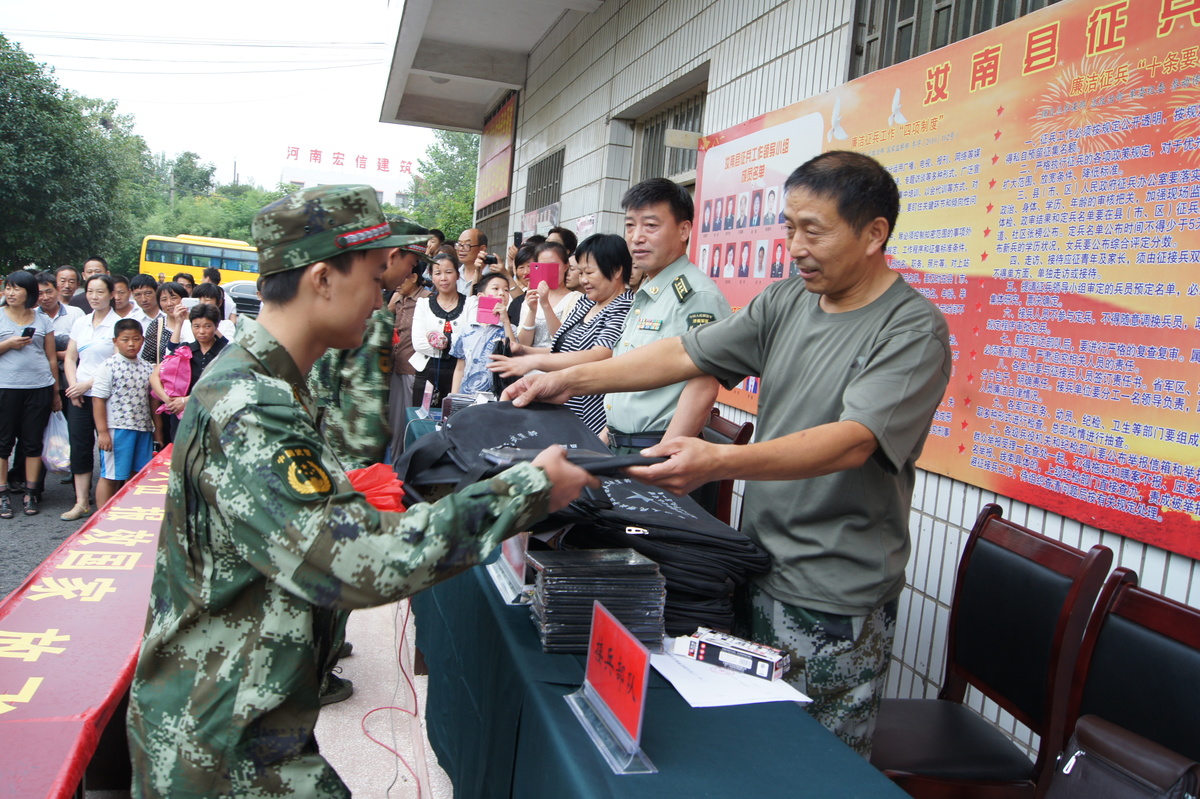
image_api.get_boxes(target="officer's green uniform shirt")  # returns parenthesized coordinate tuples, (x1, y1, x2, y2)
(605, 255, 731, 435)
(127, 317, 551, 799)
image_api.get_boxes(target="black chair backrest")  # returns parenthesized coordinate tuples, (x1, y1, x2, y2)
(941, 505, 1113, 741)
(953, 537, 1073, 725)
(694, 409, 753, 527)
(1063, 568, 1200, 762)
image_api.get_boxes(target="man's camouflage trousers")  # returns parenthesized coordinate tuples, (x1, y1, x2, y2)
(743, 583, 898, 758)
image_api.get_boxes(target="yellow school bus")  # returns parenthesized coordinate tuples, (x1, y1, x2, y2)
(138, 234, 259, 284)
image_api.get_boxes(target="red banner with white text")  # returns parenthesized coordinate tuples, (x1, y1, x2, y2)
(696, 0, 1200, 556)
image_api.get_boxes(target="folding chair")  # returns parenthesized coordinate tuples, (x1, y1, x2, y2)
(870, 504, 1113, 798)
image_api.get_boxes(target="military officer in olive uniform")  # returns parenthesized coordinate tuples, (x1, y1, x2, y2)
(127, 184, 594, 799)
(606, 178, 731, 454)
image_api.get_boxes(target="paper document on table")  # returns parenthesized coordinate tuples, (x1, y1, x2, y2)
(651, 652, 811, 707)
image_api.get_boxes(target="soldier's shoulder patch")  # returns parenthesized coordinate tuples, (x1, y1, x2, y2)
(672, 275, 694, 303)
(687, 312, 716, 329)
(273, 444, 334, 500)
(377, 343, 392, 375)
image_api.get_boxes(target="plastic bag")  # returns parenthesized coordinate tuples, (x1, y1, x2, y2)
(156, 346, 193, 418)
(346, 463, 407, 512)
(42, 411, 70, 473)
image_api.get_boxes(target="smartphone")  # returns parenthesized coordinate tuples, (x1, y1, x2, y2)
(181, 298, 200, 309)
(513, 231, 523, 247)
(528, 262, 561, 290)
(476, 296, 502, 324)
(22, 326, 36, 338)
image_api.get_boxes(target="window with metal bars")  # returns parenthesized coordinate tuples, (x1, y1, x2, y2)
(636, 90, 706, 182)
(524, 148, 565, 213)
(850, 0, 1064, 78)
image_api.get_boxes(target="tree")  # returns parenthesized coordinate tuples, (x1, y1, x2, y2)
(170, 151, 216, 199)
(0, 35, 154, 272)
(410, 130, 480, 236)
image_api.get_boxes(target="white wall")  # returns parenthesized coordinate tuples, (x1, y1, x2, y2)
(510, 0, 1200, 753)
(512, 0, 856, 237)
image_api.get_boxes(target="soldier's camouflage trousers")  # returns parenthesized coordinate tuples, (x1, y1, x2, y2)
(745, 584, 898, 759)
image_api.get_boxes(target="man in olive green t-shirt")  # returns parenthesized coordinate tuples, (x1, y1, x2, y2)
(504, 152, 951, 757)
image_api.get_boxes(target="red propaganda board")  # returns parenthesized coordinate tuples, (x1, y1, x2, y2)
(695, 0, 1200, 556)
(586, 601, 651, 745)
(477, 92, 518, 209)
(0, 449, 171, 798)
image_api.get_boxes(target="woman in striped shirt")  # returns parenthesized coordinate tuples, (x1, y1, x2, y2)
(488, 233, 632, 438)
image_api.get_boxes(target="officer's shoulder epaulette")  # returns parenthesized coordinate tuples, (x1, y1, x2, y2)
(671, 274, 694, 304)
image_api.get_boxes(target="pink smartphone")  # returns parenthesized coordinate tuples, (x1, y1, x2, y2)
(476, 296, 502, 324)
(527, 262, 561, 291)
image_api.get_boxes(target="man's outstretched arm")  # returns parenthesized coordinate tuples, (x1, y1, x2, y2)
(502, 336, 704, 406)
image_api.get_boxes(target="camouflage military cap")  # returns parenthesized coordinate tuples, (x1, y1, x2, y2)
(389, 217, 433, 263)
(253, 184, 411, 277)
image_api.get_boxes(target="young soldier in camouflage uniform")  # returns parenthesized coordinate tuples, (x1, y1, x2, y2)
(127, 185, 594, 798)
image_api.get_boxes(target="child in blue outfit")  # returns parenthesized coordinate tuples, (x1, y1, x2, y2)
(92, 318, 155, 507)
(451, 273, 514, 397)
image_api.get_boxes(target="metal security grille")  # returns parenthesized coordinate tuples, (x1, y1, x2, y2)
(477, 197, 509, 221)
(637, 90, 706, 181)
(851, 0, 1064, 78)
(524, 148, 565, 214)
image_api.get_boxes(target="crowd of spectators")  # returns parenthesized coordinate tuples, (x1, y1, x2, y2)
(383, 204, 718, 444)
(0, 261, 239, 521)
(7, 198, 718, 520)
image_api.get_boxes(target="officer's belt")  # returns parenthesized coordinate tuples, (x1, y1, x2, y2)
(608, 430, 667, 450)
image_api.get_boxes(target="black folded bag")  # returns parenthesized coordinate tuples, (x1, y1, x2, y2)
(393, 401, 606, 491)
(394, 401, 771, 635)
(542, 478, 771, 635)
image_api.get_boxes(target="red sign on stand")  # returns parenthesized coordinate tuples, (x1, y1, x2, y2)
(564, 600, 656, 774)
(585, 602, 651, 745)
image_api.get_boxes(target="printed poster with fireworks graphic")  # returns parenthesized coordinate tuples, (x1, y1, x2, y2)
(695, 0, 1200, 556)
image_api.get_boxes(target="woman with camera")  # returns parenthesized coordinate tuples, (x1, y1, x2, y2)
(515, 241, 581, 349)
(487, 233, 633, 437)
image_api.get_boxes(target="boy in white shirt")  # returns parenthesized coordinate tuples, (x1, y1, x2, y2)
(92, 318, 155, 506)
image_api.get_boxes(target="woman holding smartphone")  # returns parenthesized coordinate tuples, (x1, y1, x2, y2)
(0, 271, 61, 517)
(488, 234, 633, 436)
(62, 274, 118, 521)
(517, 241, 580, 348)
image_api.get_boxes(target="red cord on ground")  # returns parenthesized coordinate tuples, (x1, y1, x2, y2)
(360, 600, 425, 799)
